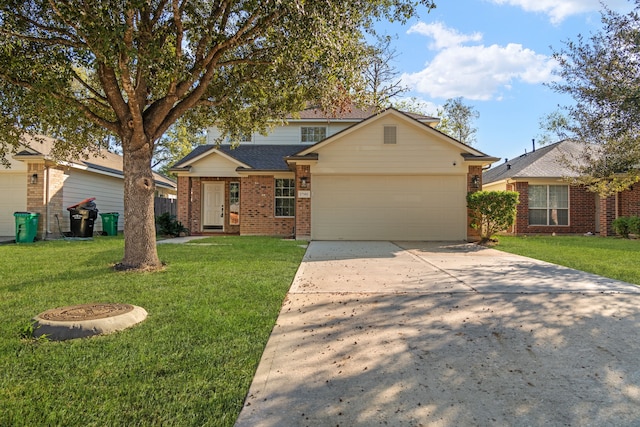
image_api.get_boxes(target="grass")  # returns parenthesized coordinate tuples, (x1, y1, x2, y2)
(0, 235, 306, 427)
(495, 235, 640, 285)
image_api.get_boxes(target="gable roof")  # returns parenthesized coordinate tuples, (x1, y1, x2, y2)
(12, 134, 176, 190)
(172, 144, 308, 172)
(293, 107, 495, 162)
(287, 104, 439, 124)
(483, 140, 586, 184)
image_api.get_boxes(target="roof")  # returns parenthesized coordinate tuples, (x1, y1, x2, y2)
(483, 140, 586, 184)
(288, 104, 439, 123)
(13, 134, 176, 189)
(172, 144, 308, 171)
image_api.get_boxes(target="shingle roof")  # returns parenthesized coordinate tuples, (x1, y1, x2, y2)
(173, 144, 308, 171)
(15, 134, 176, 189)
(483, 140, 586, 184)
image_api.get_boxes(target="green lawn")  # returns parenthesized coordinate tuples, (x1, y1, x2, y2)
(0, 236, 306, 427)
(495, 235, 640, 285)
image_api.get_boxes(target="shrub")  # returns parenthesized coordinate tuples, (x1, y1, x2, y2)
(612, 217, 631, 238)
(156, 212, 189, 237)
(467, 190, 519, 244)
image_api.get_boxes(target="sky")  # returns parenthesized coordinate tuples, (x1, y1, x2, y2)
(375, 0, 633, 163)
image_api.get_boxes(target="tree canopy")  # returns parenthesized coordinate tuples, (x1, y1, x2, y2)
(0, 0, 435, 270)
(436, 97, 479, 146)
(549, 1, 640, 196)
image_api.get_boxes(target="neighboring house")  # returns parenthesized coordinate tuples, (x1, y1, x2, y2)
(0, 135, 177, 239)
(171, 106, 498, 241)
(483, 139, 640, 236)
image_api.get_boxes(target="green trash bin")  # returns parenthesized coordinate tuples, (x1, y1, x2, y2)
(100, 212, 119, 236)
(14, 212, 39, 243)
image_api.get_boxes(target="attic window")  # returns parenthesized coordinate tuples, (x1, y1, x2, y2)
(384, 126, 397, 144)
(301, 127, 327, 143)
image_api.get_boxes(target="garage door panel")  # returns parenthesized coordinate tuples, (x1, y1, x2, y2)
(312, 175, 466, 241)
(0, 173, 27, 236)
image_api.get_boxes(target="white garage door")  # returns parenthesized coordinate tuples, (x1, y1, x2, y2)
(312, 175, 467, 241)
(0, 173, 27, 236)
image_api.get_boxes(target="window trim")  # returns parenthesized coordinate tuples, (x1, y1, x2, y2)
(274, 178, 295, 218)
(300, 126, 327, 144)
(528, 184, 569, 226)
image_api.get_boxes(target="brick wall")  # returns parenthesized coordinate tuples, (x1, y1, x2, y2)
(618, 186, 640, 217)
(239, 175, 295, 237)
(466, 165, 482, 241)
(599, 195, 616, 237)
(176, 176, 190, 231)
(512, 182, 596, 235)
(295, 165, 311, 239)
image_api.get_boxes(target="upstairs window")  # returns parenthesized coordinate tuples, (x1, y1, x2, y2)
(301, 127, 327, 143)
(529, 185, 569, 226)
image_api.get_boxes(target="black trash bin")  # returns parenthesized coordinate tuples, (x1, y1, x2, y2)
(67, 198, 99, 237)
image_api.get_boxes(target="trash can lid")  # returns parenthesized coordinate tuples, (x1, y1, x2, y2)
(67, 197, 96, 211)
(14, 211, 39, 216)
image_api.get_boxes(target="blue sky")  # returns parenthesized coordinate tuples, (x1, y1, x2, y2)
(376, 0, 632, 163)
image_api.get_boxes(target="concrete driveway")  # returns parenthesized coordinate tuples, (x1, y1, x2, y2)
(235, 241, 640, 427)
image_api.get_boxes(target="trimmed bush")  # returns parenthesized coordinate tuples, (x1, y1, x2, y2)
(467, 190, 519, 244)
(156, 212, 188, 237)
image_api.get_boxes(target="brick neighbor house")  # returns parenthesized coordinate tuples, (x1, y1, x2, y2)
(483, 139, 640, 236)
(170, 107, 498, 241)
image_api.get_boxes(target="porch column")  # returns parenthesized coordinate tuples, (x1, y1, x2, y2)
(599, 195, 616, 237)
(466, 165, 482, 242)
(295, 164, 311, 240)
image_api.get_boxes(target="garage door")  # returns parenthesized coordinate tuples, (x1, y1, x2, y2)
(312, 175, 467, 241)
(0, 173, 27, 236)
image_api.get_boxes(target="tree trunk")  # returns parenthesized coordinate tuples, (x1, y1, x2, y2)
(116, 133, 162, 271)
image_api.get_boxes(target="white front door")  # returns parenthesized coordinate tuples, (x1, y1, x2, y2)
(203, 182, 225, 230)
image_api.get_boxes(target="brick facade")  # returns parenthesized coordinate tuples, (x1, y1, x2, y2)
(239, 176, 295, 237)
(176, 176, 244, 235)
(24, 162, 66, 239)
(509, 181, 597, 235)
(466, 165, 482, 241)
(294, 164, 311, 239)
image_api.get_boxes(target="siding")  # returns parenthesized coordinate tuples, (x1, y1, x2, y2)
(0, 172, 27, 236)
(62, 170, 124, 232)
(312, 116, 466, 176)
(188, 153, 241, 177)
(206, 122, 354, 145)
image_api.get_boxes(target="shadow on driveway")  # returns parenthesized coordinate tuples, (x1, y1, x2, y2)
(236, 241, 640, 427)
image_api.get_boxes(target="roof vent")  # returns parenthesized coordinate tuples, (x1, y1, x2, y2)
(507, 164, 511, 170)
(384, 126, 397, 144)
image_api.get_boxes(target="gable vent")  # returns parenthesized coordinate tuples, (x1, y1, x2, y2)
(384, 126, 397, 144)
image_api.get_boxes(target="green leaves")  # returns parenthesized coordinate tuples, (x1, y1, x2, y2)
(467, 191, 519, 243)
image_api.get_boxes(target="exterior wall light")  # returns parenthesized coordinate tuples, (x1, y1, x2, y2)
(471, 175, 480, 189)
(300, 177, 308, 188)
(30, 173, 38, 184)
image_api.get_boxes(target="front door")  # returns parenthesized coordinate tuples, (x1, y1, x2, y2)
(203, 182, 225, 231)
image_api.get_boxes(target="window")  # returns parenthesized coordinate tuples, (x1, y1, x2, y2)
(301, 127, 327, 143)
(384, 126, 397, 144)
(529, 185, 569, 226)
(230, 182, 240, 225)
(275, 178, 295, 217)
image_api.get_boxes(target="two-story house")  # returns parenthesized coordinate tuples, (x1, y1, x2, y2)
(170, 106, 498, 241)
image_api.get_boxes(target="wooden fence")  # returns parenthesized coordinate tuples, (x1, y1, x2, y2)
(154, 197, 177, 217)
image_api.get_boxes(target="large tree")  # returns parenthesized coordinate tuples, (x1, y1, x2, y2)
(0, 0, 435, 270)
(436, 97, 479, 146)
(549, 1, 640, 196)
(362, 36, 408, 111)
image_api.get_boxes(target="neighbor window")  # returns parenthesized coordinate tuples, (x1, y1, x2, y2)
(230, 182, 240, 225)
(275, 178, 295, 217)
(301, 127, 327, 143)
(529, 185, 569, 226)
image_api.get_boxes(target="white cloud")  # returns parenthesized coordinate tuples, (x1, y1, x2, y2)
(402, 22, 559, 101)
(490, 0, 630, 24)
(407, 22, 482, 50)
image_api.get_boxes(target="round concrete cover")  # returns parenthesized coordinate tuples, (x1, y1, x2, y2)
(33, 303, 147, 341)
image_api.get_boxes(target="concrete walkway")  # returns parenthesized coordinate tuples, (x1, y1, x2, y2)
(236, 241, 640, 427)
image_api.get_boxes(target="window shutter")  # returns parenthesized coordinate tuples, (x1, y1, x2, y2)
(384, 126, 397, 144)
